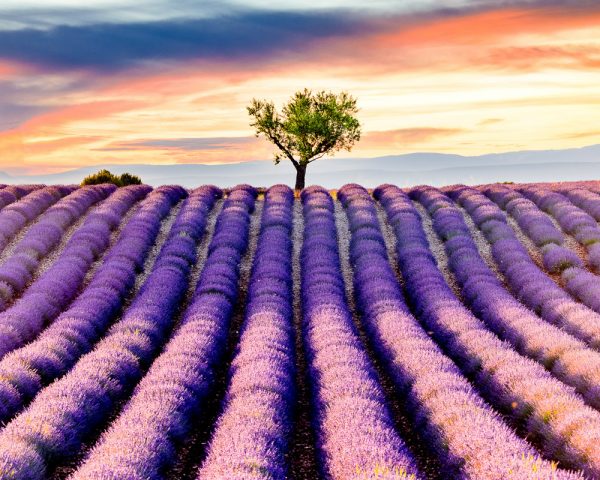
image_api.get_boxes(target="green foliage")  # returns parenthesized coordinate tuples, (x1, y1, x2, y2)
(247, 89, 361, 168)
(81, 169, 142, 187)
(119, 172, 142, 186)
(81, 169, 116, 186)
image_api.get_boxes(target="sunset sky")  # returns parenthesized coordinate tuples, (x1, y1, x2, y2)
(0, 0, 599, 174)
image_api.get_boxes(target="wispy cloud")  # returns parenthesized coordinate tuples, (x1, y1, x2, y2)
(478, 118, 504, 126)
(100, 136, 256, 151)
(0, 11, 387, 71)
(562, 130, 600, 140)
(363, 127, 466, 145)
(483, 45, 600, 70)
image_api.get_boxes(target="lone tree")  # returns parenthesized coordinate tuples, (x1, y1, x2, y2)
(248, 89, 361, 190)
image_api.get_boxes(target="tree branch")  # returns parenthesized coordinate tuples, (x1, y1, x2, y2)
(268, 133, 299, 168)
(307, 151, 329, 163)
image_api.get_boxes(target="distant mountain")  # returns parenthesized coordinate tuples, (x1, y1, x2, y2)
(3, 144, 599, 188)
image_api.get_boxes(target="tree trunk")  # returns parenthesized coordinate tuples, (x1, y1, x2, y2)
(295, 164, 307, 190)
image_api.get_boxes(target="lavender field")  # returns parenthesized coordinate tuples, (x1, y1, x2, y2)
(2, 181, 600, 479)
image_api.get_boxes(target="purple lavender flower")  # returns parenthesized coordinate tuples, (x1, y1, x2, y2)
(390, 185, 600, 477)
(297, 186, 421, 480)
(474, 185, 600, 324)
(0, 185, 234, 479)
(68, 186, 257, 480)
(0, 185, 199, 423)
(0, 185, 150, 357)
(341, 183, 577, 479)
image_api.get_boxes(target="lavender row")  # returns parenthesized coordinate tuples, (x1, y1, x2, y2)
(0, 185, 224, 479)
(521, 185, 600, 246)
(197, 185, 294, 478)
(558, 187, 600, 267)
(0, 185, 150, 357)
(561, 187, 600, 222)
(483, 184, 588, 274)
(462, 185, 600, 347)
(69, 185, 255, 480)
(0, 185, 43, 211)
(339, 183, 572, 479)
(389, 185, 600, 476)
(517, 186, 600, 307)
(299, 186, 420, 480)
(0, 185, 187, 423)
(0, 186, 73, 254)
(416, 186, 600, 416)
(0, 184, 115, 310)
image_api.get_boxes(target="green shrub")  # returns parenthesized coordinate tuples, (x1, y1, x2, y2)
(81, 169, 142, 187)
(119, 172, 142, 186)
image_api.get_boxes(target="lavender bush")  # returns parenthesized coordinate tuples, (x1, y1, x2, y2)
(66, 185, 255, 479)
(197, 185, 295, 479)
(383, 185, 600, 477)
(414, 185, 600, 413)
(340, 183, 576, 479)
(299, 186, 421, 480)
(0, 185, 193, 423)
(0, 185, 150, 357)
(0, 185, 44, 211)
(0, 181, 597, 479)
(463, 184, 600, 344)
(0, 186, 72, 254)
(0, 184, 114, 311)
(0, 185, 229, 479)
(561, 187, 600, 222)
(520, 185, 600, 286)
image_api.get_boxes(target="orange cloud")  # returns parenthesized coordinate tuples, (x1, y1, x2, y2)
(0, 62, 16, 77)
(308, 6, 600, 76)
(379, 7, 600, 47)
(483, 45, 600, 70)
(363, 128, 465, 146)
(24, 136, 103, 155)
(563, 130, 600, 140)
(0, 99, 145, 168)
(19, 100, 143, 133)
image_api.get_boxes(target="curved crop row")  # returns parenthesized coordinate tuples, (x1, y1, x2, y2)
(0, 185, 43, 211)
(0, 184, 115, 310)
(483, 184, 580, 272)
(68, 185, 256, 480)
(0, 185, 188, 423)
(522, 186, 598, 246)
(0, 185, 151, 357)
(197, 185, 295, 479)
(518, 186, 600, 311)
(482, 185, 581, 273)
(0, 185, 222, 480)
(339, 183, 572, 479)
(561, 187, 600, 222)
(299, 186, 420, 480)
(417, 186, 600, 412)
(462, 185, 600, 347)
(392, 185, 600, 477)
(559, 187, 600, 267)
(0, 186, 72, 254)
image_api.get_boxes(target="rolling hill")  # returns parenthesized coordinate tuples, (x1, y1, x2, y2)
(2, 143, 599, 187)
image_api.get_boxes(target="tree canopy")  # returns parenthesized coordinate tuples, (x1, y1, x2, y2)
(81, 169, 142, 187)
(248, 89, 361, 189)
